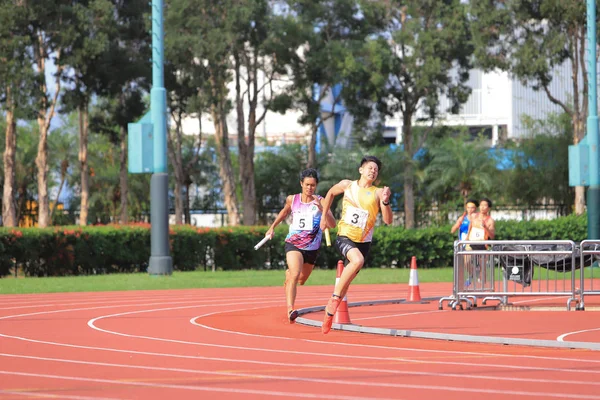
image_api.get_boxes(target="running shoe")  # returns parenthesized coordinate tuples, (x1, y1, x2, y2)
(321, 295, 341, 334)
(288, 309, 299, 324)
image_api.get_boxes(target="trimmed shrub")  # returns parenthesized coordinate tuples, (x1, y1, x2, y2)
(0, 214, 588, 277)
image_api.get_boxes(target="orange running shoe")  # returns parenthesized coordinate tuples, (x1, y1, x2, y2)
(321, 295, 341, 334)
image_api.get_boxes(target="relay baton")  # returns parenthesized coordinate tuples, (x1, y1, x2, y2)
(324, 228, 331, 247)
(254, 236, 270, 250)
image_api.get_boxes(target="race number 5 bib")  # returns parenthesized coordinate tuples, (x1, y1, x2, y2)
(344, 206, 368, 229)
(468, 227, 486, 240)
(292, 212, 313, 231)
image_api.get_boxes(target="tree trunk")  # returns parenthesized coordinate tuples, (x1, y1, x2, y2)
(119, 125, 128, 224)
(50, 162, 67, 220)
(35, 119, 50, 227)
(34, 38, 61, 228)
(79, 104, 90, 226)
(402, 119, 415, 229)
(167, 112, 185, 225)
(239, 144, 257, 225)
(184, 182, 191, 224)
(211, 107, 239, 226)
(235, 57, 257, 225)
(2, 90, 17, 227)
(174, 179, 183, 225)
(307, 124, 319, 169)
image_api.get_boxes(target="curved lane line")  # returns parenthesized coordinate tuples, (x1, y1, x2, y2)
(1, 296, 599, 364)
(558, 327, 600, 342)
(89, 303, 600, 369)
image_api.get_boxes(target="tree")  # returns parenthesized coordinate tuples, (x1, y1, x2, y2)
(507, 113, 573, 210)
(61, 0, 115, 226)
(164, 26, 207, 225)
(425, 134, 497, 204)
(231, 0, 292, 225)
(90, 90, 147, 223)
(166, 0, 240, 225)
(371, 0, 474, 229)
(0, 1, 34, 226)
(48, 116, 78, 220)
(24, 0, 74, 227)
(164, 71, 206, 224)
(88, 0, 150, 224)
(469, 0, 597, 215)
(13, 123, 39, 224)
(277, 0, 387, 168)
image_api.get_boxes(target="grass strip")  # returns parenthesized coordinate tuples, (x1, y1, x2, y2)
(0, 267, 454, 295)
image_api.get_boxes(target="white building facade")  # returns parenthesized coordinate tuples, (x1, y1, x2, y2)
(384, 64, 574, 145)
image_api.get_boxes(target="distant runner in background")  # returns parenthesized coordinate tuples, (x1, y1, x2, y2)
(451, 199, 478, 241)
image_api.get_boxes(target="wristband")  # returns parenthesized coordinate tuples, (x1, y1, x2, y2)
(382, 200, 390, 206)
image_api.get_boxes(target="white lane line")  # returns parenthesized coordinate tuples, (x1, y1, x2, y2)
(0, 389, 122, 400)
(9, 329, 599, 377)
(3, 295, 600, 366)
(2, 351, 600, 388)
(0, 370, 397, 400)
(1, 368, 599, 400)
(558, 328, 600, 342)
(88, 304, 600, 372)
(189, 305, 600, 364)
(0, 294, 284, 311)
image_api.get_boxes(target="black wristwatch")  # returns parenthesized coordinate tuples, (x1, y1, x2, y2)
(382, 200, 390, 206)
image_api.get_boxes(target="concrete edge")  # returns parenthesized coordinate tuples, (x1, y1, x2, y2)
(295, 297, 600, 351)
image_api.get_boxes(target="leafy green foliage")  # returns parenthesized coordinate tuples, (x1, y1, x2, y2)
(505, 113, 573, 209)
(425, 133, 497, 203)
(254, 144, 308, 221)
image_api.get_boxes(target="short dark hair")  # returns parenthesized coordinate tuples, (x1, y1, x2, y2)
(466, 198, 479, 207)
(300, 168, 319, 183)
(480, 197, 492, 208)
(360, 155, 382, 171)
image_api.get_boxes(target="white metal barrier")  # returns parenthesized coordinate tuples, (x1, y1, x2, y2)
(578, 240, 600, 310)
(440, 240, 579, 311)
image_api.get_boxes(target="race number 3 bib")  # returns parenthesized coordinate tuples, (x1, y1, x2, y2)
(469, 227, 486, 240)
(292, 212, 313, 231)
(344, 206, 368, 229)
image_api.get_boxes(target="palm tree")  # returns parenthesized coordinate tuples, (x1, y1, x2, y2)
(425, 134, 497, 204)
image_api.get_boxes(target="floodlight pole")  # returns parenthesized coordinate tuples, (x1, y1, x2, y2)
(587, 0, 600, 239)
(148, 0, 172, 274)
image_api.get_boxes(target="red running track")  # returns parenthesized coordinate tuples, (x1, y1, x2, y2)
(0, 282, 599, 400)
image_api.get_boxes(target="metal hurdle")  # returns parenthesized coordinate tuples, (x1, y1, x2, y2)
(439, 240, 579, 311)
(578, 240, 600, 310)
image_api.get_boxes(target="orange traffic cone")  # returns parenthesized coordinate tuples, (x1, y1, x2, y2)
(407, 256, 422, 302)
(333, 260, 352, 324)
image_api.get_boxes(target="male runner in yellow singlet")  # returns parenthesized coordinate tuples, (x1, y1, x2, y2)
(318, 156, 393, 334)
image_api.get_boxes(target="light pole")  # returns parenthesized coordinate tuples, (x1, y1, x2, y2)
(587, 0, 599, 239)
(148, 0, 172, 274)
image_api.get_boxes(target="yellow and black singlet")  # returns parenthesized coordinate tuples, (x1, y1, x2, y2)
(337, 181, 379, 243)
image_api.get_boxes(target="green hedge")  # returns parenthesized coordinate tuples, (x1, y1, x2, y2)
(0, 214, 589, 277)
